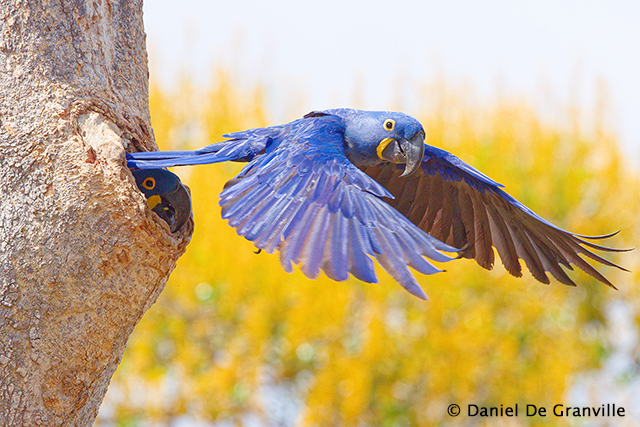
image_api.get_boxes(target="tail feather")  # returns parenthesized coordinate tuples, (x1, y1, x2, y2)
(127, 123, 293, 170)
(127, 152, 238, 169)
(126, 142, 233, 169)
(126, 150, 201, 160)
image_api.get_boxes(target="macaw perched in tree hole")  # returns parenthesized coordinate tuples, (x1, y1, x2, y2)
(127, 108, 629, 299)
(131, 168, 192, 233)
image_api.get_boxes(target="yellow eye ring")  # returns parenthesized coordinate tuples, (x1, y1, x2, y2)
(383, 119, 395, 131)
(142, 177, 156, 190)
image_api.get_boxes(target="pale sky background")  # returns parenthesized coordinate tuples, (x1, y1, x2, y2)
(143, 0, 640, 166)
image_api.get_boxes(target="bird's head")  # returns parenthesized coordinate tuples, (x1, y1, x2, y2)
(132, 168, 192, 232)
(325, 109, 425, 177)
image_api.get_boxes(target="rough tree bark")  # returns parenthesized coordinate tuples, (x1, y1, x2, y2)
(0, 1, 192, 425)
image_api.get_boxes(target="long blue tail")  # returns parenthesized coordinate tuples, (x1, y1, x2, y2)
(127, 122, 297, 169)
(127, 141, 252, 169)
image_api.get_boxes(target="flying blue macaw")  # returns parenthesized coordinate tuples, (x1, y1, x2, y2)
(127, 108, 627, 299)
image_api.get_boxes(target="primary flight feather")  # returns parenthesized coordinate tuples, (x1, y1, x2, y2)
(127, 108, 628, 299)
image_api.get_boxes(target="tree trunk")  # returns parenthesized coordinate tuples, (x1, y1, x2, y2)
(0, 1, 192, 425)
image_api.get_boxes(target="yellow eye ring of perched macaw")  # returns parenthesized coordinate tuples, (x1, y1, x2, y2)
(142, 177, 156, 190)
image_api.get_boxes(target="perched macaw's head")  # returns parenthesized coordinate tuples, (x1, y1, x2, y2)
(132, 168, 192, 232)
(315, 108, 426, 176)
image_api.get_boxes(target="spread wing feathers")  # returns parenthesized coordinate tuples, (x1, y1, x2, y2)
(219, 133, 457, 300)
(126, 124, 294, 169)
(361, 145, 628, 288)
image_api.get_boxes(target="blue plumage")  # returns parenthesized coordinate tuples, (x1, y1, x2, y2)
(128, 109, 628, 299)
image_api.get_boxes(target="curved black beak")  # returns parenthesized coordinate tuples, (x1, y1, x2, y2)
(377, 131, 425, 177)
(399, 131, 425, 177)
(152, 183, 192, 233)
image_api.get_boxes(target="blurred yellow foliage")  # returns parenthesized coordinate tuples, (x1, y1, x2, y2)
(102, 72, 639, 427)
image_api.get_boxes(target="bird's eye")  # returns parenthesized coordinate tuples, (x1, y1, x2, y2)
(142, 177, 156, 190)
(383, 119, 395, 131)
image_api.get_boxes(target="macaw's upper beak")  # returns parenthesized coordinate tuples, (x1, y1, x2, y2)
(377, 131, 425, 177)
(149, 183, 192, 233)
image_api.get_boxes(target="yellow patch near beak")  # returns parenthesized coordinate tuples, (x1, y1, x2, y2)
(147, 195, 161, 210)
(376, 137, 395, 160)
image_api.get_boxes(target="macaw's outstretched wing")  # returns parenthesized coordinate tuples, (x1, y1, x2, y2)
(361, 145, 629, 288)
(219, 127, 457, 299)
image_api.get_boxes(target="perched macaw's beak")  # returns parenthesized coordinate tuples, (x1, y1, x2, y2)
(376, 130, 425, 177)
(148, 183, 192, 233)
